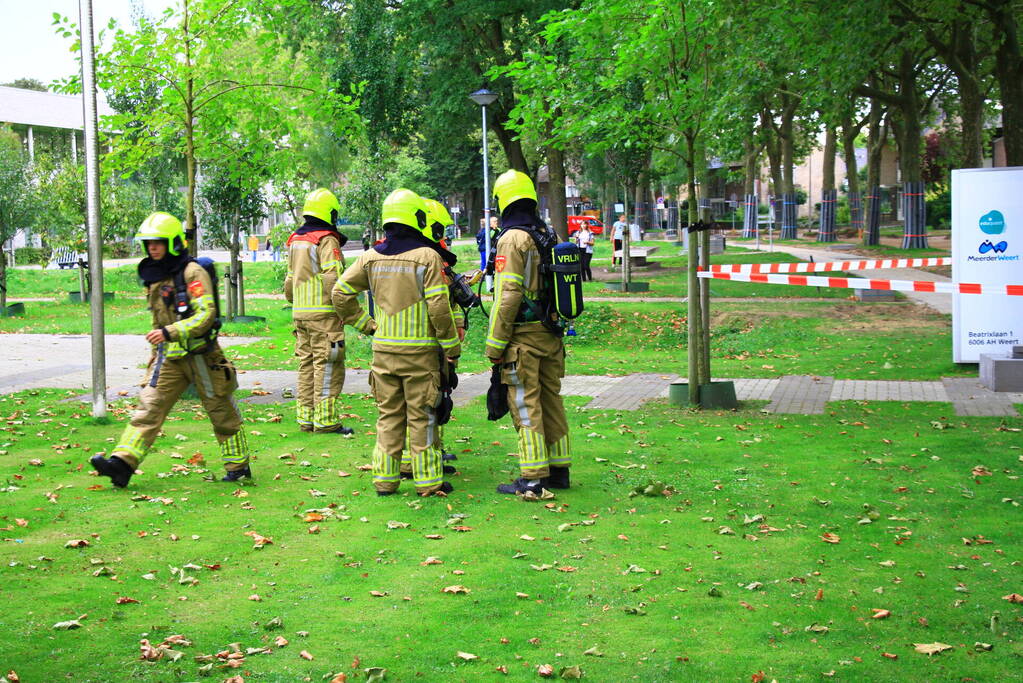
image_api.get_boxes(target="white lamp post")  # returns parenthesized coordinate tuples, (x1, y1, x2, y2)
(469, 88, 498, 289)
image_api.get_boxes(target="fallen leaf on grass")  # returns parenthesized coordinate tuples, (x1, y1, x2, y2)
(971, 465, 993, 476)
(1002, 593, 1023, 603)
(356, 464, 373, 471)
(224, 677, 244, 683)
(456, 651, 478, 661)
(975, 642, 994, 651)
(424, 534, 444, 540)
(329, 674, 348, 683)
(421, 557, 443, 566)
(303, 512, 324, 522)
(583, 646, 603, 657)
(495, 665, 508, 674)
(821, 532, 840, 544)
(264, 616, 283, 630)
(516, 592, 529, 599)
(299, 650, 314, 660)
(243, 531, 273, 548)
(115, 597, 139, 604)
(369, 590, 389, 597)
(451, 525, 473, 532)
(28, 459, 43, 466)
(537, 663, 554, 677)
(64, 539, 90, 548)
(14, 519, 27, 527)
(913, 642, 953, 656)
(387, 520, 410, 529)
(871, 608, 891, 619)
(560, 665, 583, 679)
(881, 652, 898, 659)
(364, 667, 386, 682)
(274, 636, 288, 647)
(248, 594, 262, 601)
(557, 565, 578, 573)
(52, 620, 82, 630)
(442, 585, 470, 594)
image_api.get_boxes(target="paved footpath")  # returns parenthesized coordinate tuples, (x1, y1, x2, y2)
(1, 334, 1019, 417)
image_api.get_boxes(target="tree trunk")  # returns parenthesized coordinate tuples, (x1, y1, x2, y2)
(865, 94, 886, 246)
(0, 243, 6, 312)
(684, 131, 703, 406)
(183, 0, 197, 246)
(896, 50, 923, 184)
(742, 137, 759, 195)
(990, 0, 1023, 165)
(822, 125, 836, 191)
(841, 115, 860, 196)
(602, 161, 615, 234)
(491, 116, 529, 176)
(953, 21, 985, 168)
(546, 144, 568, 241)
(228, 219, 239, 320)
(842, 115, 863, 234)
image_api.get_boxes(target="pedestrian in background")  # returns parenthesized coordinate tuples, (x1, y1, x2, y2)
(611, 214, 626, 268)
(574, 225, 594, 281)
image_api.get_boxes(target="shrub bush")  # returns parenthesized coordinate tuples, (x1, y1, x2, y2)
(14, 247, 47, 266)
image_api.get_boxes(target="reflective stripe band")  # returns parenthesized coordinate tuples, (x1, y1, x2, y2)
(293, 306, 335, 313)
(335, 280, 358, 295)
(354, 311, 372, 330)
(548, 434, 571, 466)
(437, 336, 459, 349)
(374, 474, 401, 482)
(486, 337, 508, 352)
(115, 425, 148, 461)
(374, 337, 441, 345)
(424, 285, 447, 298)
(498, 272, 523, 283)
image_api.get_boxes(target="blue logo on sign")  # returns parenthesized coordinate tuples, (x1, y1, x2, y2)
(979, 240, 1008, 254)
(979, 210, 1006, 235)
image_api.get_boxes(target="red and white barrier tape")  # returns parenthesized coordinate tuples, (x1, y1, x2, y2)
(696, 271, 1023, 296)
(701, 256, 951, 274)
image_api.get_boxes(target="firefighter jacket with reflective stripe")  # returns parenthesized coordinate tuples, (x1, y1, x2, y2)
(148, 261, 218, 359)
(285, 232, 345, 320)
(332, 246, 462, 357)
(486, 228, 546, 362)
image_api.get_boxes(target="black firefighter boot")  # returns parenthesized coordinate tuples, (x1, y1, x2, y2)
(496, 477, 549, 495)
(90, 454, 135, 488)
(547, 466, 570, 490)
(317, 423, 354, 436)
(222, 465, 253, 482)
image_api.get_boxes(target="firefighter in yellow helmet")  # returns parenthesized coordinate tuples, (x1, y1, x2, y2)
(398, 198, 467, 481)
(486, 170, 572, 494)
(332, 189, 461, 496)
(90, 212, 251, 487)
(284, 188, 353, 435)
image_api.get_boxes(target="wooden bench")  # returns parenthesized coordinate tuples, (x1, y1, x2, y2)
(612, 245, 659, 266)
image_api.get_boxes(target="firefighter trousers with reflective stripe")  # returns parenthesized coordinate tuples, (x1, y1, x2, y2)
(500, 331, 571, 479)
(294, 316, 346, 429)
(113, 346, 249, 471)
(369, 349, 443, 495)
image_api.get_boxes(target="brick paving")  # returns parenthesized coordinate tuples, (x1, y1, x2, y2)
(941, 378, 1023, 417)
(766, 375, 835, 414)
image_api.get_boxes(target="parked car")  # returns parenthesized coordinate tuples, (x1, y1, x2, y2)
(567, 215, 604, 235)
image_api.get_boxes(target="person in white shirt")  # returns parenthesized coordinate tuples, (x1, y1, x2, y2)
(574, 226, 594, 280)
(611, 215, 626, 267)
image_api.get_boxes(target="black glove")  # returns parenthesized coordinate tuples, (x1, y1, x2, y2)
(486, 364, 509, 421)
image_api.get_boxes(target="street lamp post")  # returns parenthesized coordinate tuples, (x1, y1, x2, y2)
(80, 0, 106, 418)
(469, 88, 498, 289)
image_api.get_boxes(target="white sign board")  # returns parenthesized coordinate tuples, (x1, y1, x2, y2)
(613, 203, 625, 214)
(951, 167, 1023, 362)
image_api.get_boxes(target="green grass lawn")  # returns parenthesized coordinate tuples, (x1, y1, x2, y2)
(0, 390, 1020, 681)
(0, 293, 971, 381)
